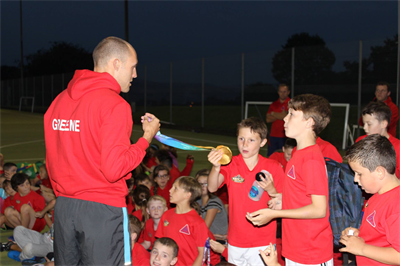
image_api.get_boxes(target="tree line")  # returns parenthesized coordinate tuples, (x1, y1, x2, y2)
(1, 32, 397, 85)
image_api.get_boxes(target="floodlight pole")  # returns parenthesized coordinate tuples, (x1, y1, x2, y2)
(123, 0, 130, 102)
(19, 0, 24, 97)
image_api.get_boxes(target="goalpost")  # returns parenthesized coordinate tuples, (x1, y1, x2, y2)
(19, 97, 35, 113)
(245, 101, 350, 150)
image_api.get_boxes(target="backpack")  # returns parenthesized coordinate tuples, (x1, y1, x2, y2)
(325, 158, 364, 248)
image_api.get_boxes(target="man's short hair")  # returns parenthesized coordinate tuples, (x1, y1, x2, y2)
(279, 83, 289, 90)
(362, 101, 392, 126)
(237, 117, 268, 140)
(128, 215, 142, 242)
(153, 237, 179, 258)
(284, 138, 297, 149)
(288, 94, 331, 136)
(11, 173, 29, 192)
(376, 81, 391, 92)
(345, 134, 396, 175)
(3, 162, 17, 171)
(92, 36, 132, 68)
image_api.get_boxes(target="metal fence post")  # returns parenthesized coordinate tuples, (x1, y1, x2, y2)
(291, 47, 295, 98)
(144, 65, 147, 113)
(201, 57, 205, 128)
(357, 40, 363, 138)
(170, 61, 173, 124)
(241, 53, 244, 120)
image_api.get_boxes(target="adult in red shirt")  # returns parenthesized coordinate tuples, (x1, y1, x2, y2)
(44, 37, 160, 266)
(266, 84, 291, 156)
(359, 81, 399, 136)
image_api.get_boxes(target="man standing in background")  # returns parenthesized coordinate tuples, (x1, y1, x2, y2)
(266, 84, 290, 156)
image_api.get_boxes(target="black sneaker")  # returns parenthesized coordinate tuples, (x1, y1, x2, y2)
(0, 241, 14, 252)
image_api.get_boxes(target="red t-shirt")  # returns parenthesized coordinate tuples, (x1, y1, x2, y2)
(156, 209, 208, 266)
(357, 186, 400, 266)
(131, 242, 150, 266)
(268, 152, 287, 170)
(356, 134, 400, 178)
(219, 154, 285, 247)
(12, 190, 46, 232)
(282, 144, 333, 264)
(214, 185, 229, 205)
(267, 97, 290, 137)
(292, 137, 343, 163)
(1, 196, 16, 214)
(143, 218, 156, 250)
(155, 182, 172, 209)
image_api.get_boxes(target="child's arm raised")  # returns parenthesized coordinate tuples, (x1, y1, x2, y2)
(193, 246, 205, 266)
(339, 235, 400, 265)
(207, 150, 225, 193)
(247, 194, 327, 226)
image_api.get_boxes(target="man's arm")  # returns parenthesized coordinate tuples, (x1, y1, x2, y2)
(272, 110, 288, 120)
(247, 194, 327, 226)
(266, 113, 277, 123)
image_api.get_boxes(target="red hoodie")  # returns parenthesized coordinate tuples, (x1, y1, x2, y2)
(44, 70, 149, 207)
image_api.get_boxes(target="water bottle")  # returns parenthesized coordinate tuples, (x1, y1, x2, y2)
(249, 170, 270, 201)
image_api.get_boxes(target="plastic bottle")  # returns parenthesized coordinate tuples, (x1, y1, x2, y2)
(248, 170, 270, 201)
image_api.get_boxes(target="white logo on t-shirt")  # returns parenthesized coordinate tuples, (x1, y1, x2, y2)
(52, 119, 80, 132)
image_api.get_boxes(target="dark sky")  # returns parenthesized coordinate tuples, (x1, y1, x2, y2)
(1, 0, 398, 67)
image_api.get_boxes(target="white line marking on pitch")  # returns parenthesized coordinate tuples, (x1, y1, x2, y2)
(0, 139, 45, 149)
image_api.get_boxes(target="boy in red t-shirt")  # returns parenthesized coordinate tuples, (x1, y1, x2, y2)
(208, 117, 285, 265)
(156, 176, 208, 266)
(6, 173, 49, 232)
(247, 94, 333, 265)
(142, 195, 168, 250)
(356, 101, 400, 178)
(150, 237, 178, 266)
(268, 138, 296, 170)
(340, 135, 400, 265)
(0, 180, 17, 229)
(129, 214, 150, 265)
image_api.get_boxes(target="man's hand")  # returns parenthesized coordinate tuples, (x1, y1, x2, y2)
(141, 113, 160, 143)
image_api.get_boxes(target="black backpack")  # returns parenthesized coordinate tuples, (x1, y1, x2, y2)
(325, 158, 364, 248)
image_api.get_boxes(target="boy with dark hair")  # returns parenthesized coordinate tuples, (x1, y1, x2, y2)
(340, 134, 400, 265)
(155, 150, 194, 183)
(128, 214, 150, 265)
(247, 94, 333, 266)
(268, 138, 296, 169)
(1, 180, 17, 230)
(150, 237, 179, 266)
(2, 162, 17, 180)
(208, 117, 285, 265)
(356, 101, 400, 178)
(365, 81, 399, 136)
(6, 173, 48, 232)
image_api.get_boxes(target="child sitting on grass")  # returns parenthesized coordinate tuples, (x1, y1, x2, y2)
(142, 195, 168, 250)
(150, 237, 179, 266)
(6, 173, 51, 231)
(129, 214, 150, 265)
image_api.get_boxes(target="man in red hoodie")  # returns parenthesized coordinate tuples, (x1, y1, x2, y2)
(44, 36, 160, 266)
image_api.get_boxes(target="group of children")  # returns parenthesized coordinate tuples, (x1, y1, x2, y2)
(1, 93, 399, 266)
